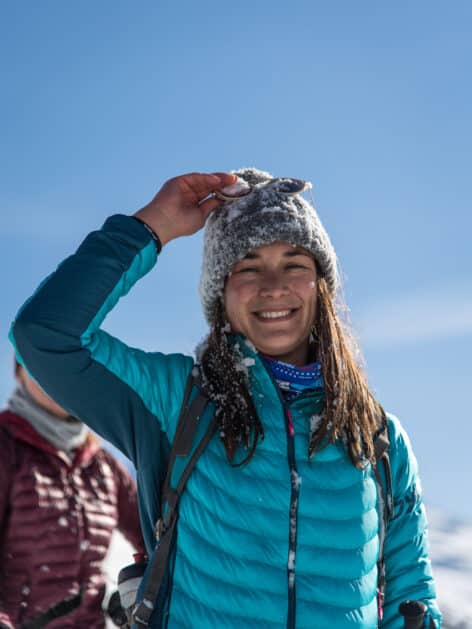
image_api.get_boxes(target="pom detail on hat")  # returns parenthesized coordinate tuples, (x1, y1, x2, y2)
(199, 167, 339, 325)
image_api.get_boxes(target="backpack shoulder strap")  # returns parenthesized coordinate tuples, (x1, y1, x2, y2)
(159, 368, 216, 536)
(132, 367, 217, 628)
(373, 410, 393, 520)
(372, 407, 394, 622)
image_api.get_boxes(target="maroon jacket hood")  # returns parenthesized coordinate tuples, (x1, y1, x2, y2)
(0, 409, 100, 466)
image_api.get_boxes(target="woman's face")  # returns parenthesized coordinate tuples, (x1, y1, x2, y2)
(224, 242, 318, 366)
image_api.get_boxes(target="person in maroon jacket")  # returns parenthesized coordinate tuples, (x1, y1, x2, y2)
(0, 362, 145, 629)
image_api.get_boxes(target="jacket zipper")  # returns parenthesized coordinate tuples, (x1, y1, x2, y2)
(260, 363, 301, 629)
(285, 407, 300, 629)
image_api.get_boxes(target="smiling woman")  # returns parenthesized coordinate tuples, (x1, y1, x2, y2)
(197, 170, 384, 470)
(224, 243, 318, 365)
(10, 167, 442, 628)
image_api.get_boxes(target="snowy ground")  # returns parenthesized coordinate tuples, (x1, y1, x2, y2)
(103, 532, 135, 628)
(428, 509, 472, 628)
(104, 508, 472, 628)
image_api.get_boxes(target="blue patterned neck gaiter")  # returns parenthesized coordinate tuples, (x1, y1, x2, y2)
(263, 356, 323, 402)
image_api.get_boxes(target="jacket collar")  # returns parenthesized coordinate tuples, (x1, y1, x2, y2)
(228, 334, 324, 413)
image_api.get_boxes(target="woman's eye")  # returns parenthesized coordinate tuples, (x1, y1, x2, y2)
(236, 266, 258, 273)
(286, 264, 306, 270)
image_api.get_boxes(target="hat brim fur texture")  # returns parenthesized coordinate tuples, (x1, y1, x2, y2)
(199, 168, 338, 326)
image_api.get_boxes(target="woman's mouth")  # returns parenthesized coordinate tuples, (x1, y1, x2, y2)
(254, 309, 297, 321)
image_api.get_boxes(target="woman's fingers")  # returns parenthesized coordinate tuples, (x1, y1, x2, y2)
(211, 172, 237, 186)
(179, 172, 236, 201)
(198, 196, 224, 221)
(134, 172, 237, 245)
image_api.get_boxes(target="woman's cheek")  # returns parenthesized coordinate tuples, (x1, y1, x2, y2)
(291, 277, 317, 292)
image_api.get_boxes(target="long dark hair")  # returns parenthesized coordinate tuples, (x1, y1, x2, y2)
(199, 280, 382, 468)
(311, 277, 382, 467)
(199, 301, 263, 464)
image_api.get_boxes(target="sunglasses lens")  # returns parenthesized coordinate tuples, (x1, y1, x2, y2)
(275, 178, 307, 194)
(215, 179, 252, 200)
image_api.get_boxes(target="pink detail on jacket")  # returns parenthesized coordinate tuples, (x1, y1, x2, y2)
(0, 410, 145, 629)
(286, 409, 295, 437)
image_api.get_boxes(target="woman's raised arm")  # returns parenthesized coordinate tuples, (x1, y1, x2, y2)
(9, 173, 235, 465)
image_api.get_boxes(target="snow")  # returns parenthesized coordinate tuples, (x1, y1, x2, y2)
(291, 469, 302, 490)
(427, 508, 472, 627)
(288, 550, 295, 571)
(244, 338, 257, 353)
(310, 414, 322, 434)
(103, 531, 135, 628)
(218, 179, 251, 198)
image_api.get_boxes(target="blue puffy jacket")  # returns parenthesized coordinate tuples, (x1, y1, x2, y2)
(10, 215, 441, 628)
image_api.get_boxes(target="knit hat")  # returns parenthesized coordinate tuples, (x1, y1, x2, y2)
(199, 167, 339, 325)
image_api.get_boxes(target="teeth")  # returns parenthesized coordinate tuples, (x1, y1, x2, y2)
(258, 310, 291, 319)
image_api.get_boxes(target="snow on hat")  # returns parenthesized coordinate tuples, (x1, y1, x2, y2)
(199, 167, 339, 325)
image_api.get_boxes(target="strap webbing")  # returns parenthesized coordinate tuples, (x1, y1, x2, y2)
(372, 409, 393, 623)
(20, 590, 82, 629)
(132, 370, 216, 627)
(160, 370, 201, 505)
(174, 392, 209, 456)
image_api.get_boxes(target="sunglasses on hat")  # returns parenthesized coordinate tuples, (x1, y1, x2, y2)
(214, 177, 312, 202)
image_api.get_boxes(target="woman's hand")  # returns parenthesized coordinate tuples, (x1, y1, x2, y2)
(134, 172, 237, 246)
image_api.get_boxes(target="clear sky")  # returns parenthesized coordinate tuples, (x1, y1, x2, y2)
(1, 1, 471, 518)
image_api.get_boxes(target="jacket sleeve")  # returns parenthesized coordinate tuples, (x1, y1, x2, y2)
(9, 214, 194, 467)
(0, 431, 14, 629)
(381, 415, 442, 628)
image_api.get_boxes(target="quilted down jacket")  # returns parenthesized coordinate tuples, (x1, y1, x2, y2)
(10, 214, 441, 628)
(0, 409, 144, 628)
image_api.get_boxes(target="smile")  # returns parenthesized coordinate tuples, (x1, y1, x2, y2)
(255, 309, 296, 320)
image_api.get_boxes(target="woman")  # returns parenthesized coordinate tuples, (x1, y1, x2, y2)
(0, 361, 144, 629)
(10, 168, 441, 628)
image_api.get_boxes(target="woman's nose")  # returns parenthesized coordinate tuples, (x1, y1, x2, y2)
(258, 272, 290, 298)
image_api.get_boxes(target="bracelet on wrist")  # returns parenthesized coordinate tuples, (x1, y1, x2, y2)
(132, 216, 162, 254)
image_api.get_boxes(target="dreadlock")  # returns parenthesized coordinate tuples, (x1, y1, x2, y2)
(199, 300, 264, 464)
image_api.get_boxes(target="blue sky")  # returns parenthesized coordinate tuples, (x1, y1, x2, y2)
(1, 1, 471, 518)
